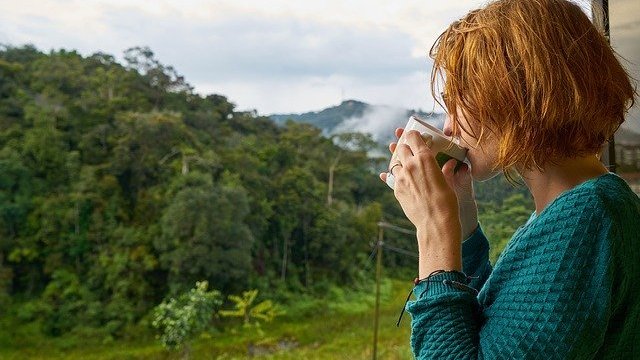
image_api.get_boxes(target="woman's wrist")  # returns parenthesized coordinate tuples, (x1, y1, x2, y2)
(417, 246, 462, 278)
(416, 228, 463, 278)
(416, 219, 462, 246)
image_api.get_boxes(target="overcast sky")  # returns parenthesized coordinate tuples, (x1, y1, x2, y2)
(0, 0, 637, 123)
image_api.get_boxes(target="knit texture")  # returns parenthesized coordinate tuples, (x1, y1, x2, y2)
(406, 172, 640, 359)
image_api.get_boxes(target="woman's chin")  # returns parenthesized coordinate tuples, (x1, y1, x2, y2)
(470, 166, 500, 182)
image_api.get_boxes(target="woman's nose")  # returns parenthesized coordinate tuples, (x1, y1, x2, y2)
(443, 116, 453, 137)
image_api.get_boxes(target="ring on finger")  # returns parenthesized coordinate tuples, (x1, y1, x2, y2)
(389, 162, 402, 176)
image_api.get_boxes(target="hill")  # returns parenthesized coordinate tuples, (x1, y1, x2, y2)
(270, 99, 370, 131)
(0, 45, 407, 340)
(271, 101, 640, 148)
(270, 100, 446, 142)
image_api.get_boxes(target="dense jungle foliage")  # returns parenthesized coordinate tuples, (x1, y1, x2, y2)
(0, 44, 533, 344)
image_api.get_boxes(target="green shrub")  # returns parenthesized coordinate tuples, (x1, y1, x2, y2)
(151, 281, 222, 351)
(219, 289, 284, 332)
(40, 269, 99, 336)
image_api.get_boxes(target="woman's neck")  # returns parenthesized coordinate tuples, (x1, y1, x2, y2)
(517, 154, 609, 215)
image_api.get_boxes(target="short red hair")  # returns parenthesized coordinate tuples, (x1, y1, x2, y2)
(430, 0, 636, 181)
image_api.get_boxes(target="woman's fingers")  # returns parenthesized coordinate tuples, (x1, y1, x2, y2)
(395, 142, 414, 165)
(442, 159, 472, 190)
(404, 131, 436, 168)
(441, 158, 460, 189)
(405, 131, 432, 154)
(387, 128, 404, 154)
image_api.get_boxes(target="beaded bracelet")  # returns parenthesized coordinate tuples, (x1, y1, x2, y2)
(396, 270, 479, 327)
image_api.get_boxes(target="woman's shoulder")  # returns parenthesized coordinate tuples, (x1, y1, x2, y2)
(572, 172, 640, 229)
(519, 173, 638, 240)
(590, 172, 640, 213)
(536, 172, 637, 220)
(591, 173, 640, 253)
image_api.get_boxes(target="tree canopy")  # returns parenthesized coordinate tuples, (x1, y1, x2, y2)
(0, 44, 533, 338)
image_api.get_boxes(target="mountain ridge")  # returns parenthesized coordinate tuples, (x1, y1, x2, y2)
(269, 99, 446, 142)
(270, 100, 640, 147)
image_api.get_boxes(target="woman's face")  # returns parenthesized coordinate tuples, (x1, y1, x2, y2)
(443, 108, 500, 182)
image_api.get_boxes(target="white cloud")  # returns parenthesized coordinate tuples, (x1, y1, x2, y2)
(0, 0, 637, 132)
(0, 0, 487, 114)
(195, 70, 434, 115)
(333, 105, 410, 142)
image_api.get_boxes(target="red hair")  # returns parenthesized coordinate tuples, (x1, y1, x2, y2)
(430, 0, 636, 182)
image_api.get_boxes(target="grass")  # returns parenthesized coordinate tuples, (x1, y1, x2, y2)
(0, 278, 415, 360)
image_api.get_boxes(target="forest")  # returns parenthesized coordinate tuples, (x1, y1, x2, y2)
(0, 45, 534, 358)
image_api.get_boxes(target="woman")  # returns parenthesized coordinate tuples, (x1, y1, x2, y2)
(379, 0, 638, 358)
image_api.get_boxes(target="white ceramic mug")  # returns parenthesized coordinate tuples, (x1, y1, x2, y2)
(386, 115, 468, 190)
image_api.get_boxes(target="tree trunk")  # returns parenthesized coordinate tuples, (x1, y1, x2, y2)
(303, 216, 310, 288)
(280, 233, 289, 282)
(327, 165, 335, 206)
(182, 343, 191, 360)
(182, 156, 189, 175)
(327, 154, 341, 206)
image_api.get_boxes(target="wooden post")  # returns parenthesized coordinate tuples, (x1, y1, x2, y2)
(602, 0, 617, 174)
(373, 224, 383, 360)
(592, 0, 617, 173)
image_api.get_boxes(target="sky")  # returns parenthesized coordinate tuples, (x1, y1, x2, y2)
(0, 0, 638, 125)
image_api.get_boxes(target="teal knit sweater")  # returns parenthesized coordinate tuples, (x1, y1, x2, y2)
(406, 172, 640, 359)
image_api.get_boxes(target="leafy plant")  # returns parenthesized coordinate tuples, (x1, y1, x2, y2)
(151, 281, 222, 352)
(219, 290, 283, 333)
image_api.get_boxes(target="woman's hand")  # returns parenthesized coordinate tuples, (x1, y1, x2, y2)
(379, 129, 463, 276)
(381, 128, 479, 240)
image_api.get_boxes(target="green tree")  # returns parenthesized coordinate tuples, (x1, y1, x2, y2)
(152, 281, 222, 354)
(272, 167, 323, 286)
(156, 172, 254, 294)
(0, 57, 25, 130)
(479, 193, 534, 263)
(124, 46, 193, 110)
(40, 269, 100, 336)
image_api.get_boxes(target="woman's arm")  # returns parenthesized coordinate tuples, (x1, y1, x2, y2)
(407, 208, 613, 359)
(382, 131, 610, 357)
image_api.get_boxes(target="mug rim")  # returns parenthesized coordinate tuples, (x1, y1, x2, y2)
(410, 115, 446, 137)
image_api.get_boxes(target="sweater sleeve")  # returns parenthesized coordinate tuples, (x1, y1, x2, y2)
(461, 223, 492, 291)
(406, 208, 613, 359)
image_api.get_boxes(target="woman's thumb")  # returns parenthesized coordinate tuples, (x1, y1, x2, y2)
(441, 158, 459, 188)
(442, 159, 472, 191)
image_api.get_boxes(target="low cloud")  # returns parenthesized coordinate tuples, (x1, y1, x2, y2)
(334, 105, 407, 142)
(333, 104, 445, 143)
